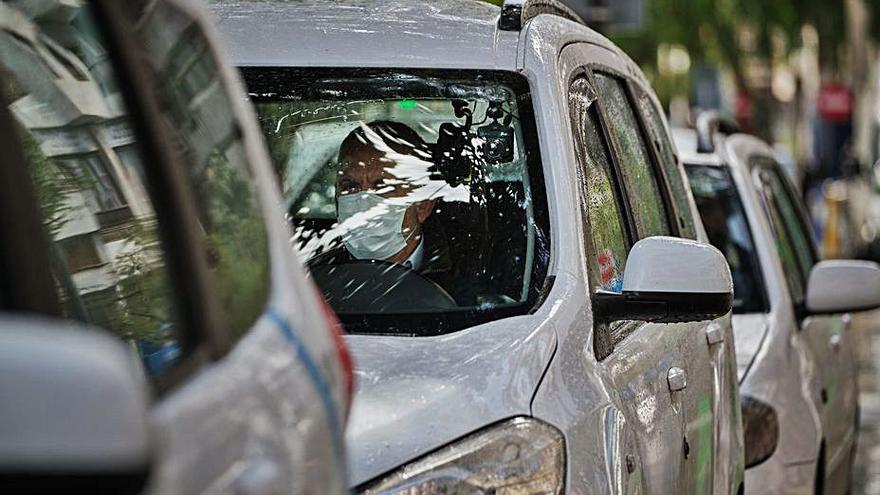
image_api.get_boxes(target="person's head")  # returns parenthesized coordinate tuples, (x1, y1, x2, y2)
(336, 121, 436, 263)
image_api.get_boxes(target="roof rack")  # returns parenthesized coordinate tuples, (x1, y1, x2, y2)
(499, 0, 586, 31)
(695, 110, 741, 154)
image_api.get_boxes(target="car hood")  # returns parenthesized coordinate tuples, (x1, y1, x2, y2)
(732, 313, 771, 382)
(344, 317, 557, 487)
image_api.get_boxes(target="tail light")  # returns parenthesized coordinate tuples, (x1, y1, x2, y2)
(313, 284, 354, 418)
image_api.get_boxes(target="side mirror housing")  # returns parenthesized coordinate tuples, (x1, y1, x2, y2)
(0, 316, 151, 492)
(594, 236, 733, 324)
(806, 260, 880, 314)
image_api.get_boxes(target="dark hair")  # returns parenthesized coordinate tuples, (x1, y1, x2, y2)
(338, 120, 431, 161)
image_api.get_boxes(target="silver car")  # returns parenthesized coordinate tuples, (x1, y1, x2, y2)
(0, 0, 351, 493)
(678, 120, 880, 495)
(216, 0, 743, 493)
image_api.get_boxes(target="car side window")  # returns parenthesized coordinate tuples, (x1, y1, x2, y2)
(764, 165, 816, 278)
(0, 2, 185, 379)
(636, 91, 697, 239)
(753, 164, 806, 304)
(593, 72, 671, 238)
(569, 77, 629, 293)
(131, 2, 270, 340)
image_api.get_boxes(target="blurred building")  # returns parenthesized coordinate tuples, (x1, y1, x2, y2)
(0, 0, 155, 327)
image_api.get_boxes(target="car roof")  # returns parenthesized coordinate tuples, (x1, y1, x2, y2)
(212, 0, 519, 70)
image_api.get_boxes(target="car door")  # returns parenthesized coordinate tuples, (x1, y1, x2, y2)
(590, 68, 718, 495)
(563, 43, 715, 493)
(633, 86, 743, 495)
(751, 157, 856, 489)
(0, 1, 348, 494)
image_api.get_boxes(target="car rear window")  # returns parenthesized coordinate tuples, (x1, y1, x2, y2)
(242, 68, 550, 336)
(686, 165, 768, 314)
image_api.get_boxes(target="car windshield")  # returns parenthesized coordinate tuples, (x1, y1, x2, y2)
(686, 165, 767, 313)
(242, 68, 550, 336)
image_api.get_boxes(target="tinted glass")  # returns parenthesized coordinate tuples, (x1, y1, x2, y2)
(569, 78, 628, 293)
(1, 2, 183, 378)
(754, 167, 806, 303)
(594, 73, 670, 237)
(764, 166, 816, 278)
(686, 166, 767, 313)
(244, 68, 550, 336)
(638, 92, 697, 239)
(132, 2, 270, 339)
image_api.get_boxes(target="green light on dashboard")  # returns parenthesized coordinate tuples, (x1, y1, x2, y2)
(398, 99, 418, 110)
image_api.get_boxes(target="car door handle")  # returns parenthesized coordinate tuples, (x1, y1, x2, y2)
(667, 367, 688, 392)
(830, 333, 842, 353)
(706, 322, 724, 345)
(234, 456, 285, 495)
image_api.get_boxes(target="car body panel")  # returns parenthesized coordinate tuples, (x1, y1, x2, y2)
(680, 129, 858, 494)
(216, 3, 744, 493)
(727, 135, 859, 494)
(130, 1, 351, 493)
(344, 317, 557, 485)
(212, 0, 519, 71)
(0, 0, 349, 493)
(533, 39, 732, 495)
(731, 313, 771, 381)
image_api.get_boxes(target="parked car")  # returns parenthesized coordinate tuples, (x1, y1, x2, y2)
(677, 115, 880, 495)
(215, 0, 744, 492)
(0, 1, 351, 494)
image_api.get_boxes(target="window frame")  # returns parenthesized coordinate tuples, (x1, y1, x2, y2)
(566, 71, 637, 360)
(585, 65, 680, 240)
(684, 163, 770, 314)
(0, 0, 235, 393)
(750, 156, 817, 316)
(242, 66, 553, 336)
(566, 73, 633, 292)
(0, 81, 62, 316)
(632, 84, 698, 239)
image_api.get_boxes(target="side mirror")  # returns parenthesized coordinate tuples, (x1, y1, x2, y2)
(594, 236, 733, 324)
(0, 316, 151, 493)
(806, 260, 880, 314)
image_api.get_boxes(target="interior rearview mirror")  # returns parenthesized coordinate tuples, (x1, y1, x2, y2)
(593, 236, 733, 324)
(0, 316, 151, 493)
(806, 260, 880, 314)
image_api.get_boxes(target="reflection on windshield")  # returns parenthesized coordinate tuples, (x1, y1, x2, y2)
(245, 69, 550, 335)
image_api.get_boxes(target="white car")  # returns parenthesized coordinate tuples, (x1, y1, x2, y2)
(678, 118, 880, 495)
(0, 1, 350, 494)
(216, 0, 745, 493)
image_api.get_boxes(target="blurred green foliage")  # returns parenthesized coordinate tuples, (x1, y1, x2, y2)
(612, 0, 880, 100)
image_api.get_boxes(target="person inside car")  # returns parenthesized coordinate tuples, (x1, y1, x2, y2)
(310, 121, 463, 299)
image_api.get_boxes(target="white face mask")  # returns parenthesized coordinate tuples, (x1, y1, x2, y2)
(337, 192, 414, 260)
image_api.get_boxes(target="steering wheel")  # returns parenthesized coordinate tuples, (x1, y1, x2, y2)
(309, 260, 457, 314)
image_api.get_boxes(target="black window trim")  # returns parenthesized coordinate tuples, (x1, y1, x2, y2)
(0, 82, 63, 316)
(586, 64, 681, 240)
